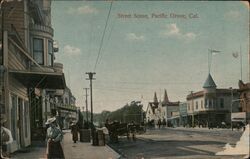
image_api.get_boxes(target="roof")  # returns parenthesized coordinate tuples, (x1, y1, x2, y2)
(216, 89, 239, 94)
(187, 91, 204, 100)
(9, 69, 66, 89)
(148, 102, 159, 114)
(238, 80, 250, 92)
(153, 92, 158, 103)
(162, 89, 169, 105)
(186, 89, 239, 100)
(203, 74, 217, 88)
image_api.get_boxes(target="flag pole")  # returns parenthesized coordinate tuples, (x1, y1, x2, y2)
(208, 49, 211, 74)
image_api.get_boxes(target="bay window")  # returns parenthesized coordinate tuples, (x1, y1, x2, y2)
(33, 38, 44, 64)
(48, 40, 53, 66)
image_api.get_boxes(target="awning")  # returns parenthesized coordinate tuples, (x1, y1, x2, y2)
(9, 69, 66, 89)
(168, 116, 180, 120)
(57, 105, 77, 112)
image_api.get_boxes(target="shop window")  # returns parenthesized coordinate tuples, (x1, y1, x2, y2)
(196, 101, 198, 109)
(220, 98, 224, 108)
(201, 100, 203, 109)
(33, 38, 44, 64)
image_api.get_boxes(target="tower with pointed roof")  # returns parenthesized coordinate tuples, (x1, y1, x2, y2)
(153, 92, 158, 104)
(203, 73, 217, 95)
(162, 89, 169, 104)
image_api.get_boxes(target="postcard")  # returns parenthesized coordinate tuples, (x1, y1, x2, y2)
(0, 0, 249, 158)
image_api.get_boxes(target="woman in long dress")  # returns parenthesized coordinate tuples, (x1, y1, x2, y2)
(46, 117, 65, 159)
(70, 122, 78, 143)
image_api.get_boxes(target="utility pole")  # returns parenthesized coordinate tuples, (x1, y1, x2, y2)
(85, 72, 95, 130)
(230, 87, 233, 131)
(83, 88, 89, 124)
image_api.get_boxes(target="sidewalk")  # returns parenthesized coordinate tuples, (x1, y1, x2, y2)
(62, 130, 120, 159)
(11, 130, 120, 159)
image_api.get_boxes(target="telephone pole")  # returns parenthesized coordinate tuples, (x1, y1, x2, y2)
(85, 72, 96, 129)
(83, 88, 89, 124)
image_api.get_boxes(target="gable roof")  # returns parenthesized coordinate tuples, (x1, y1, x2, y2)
(147, 102, 159, 114)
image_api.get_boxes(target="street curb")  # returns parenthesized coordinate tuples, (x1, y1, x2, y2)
(107, 143, 126, 159)
(105, 144, 122, 159)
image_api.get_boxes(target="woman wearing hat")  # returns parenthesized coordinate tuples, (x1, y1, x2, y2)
(46, 117, 65, 159)
(70, 122, 78, 143)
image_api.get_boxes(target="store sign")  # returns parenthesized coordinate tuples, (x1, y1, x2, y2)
(231, 112, 246, 122)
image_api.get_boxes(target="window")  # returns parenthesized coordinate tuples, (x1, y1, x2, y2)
(205, 99, 208, 108)
(33, 38, 44, 64)
(65, 98, 68, 104)
(188, 103, 190, 110)
(201, 100, 203, 109)
(196, 101, 198, 110)
(220, 98, 224, 108)
(209, 99, 212, 108)
(48, 40, 53, 66)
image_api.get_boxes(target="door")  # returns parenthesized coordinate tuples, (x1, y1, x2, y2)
(18, 98, 25, 148)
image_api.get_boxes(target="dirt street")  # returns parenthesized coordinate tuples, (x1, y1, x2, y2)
(109, 127, 245, 159)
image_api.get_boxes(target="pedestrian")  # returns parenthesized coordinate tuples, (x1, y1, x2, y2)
(46, 117, 65, 159)
(162, 118, 166, 128)
(1, 115, 13, 159)
(157, 119, 161, 129)
(70, 122, 78, 143)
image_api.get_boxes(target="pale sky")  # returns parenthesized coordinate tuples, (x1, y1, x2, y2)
(51, 1, 249, 113)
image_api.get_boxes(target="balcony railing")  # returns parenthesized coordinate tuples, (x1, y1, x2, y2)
(30, 24, 54, 36)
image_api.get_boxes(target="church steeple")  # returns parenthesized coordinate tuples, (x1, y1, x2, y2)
(153, 92, 158, 103)
(162, 89, 169, 104)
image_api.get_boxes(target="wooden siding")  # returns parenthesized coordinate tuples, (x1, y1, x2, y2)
(9, 75, 28, 100)
(8, 39, 29, 70)
(8, 50, 26, 70)
(2, 1, 25, 42)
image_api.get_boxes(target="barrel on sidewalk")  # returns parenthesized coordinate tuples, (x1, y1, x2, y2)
(97, 130, 105, 146)
(92, 130, 98, 146)
(79, 129, 91, 142)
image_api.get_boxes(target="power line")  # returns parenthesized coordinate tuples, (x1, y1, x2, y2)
(97, 12, 116, 65)
(93, 1, 113, 71)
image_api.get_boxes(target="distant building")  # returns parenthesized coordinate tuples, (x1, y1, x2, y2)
(146, 90, 180, 127)
(179, 102, 188, 126)
(146, 92, 159, 124)
(158, 90, 179, 127)
(238, 80, 250, 122)
(186, 74, 240, 127)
